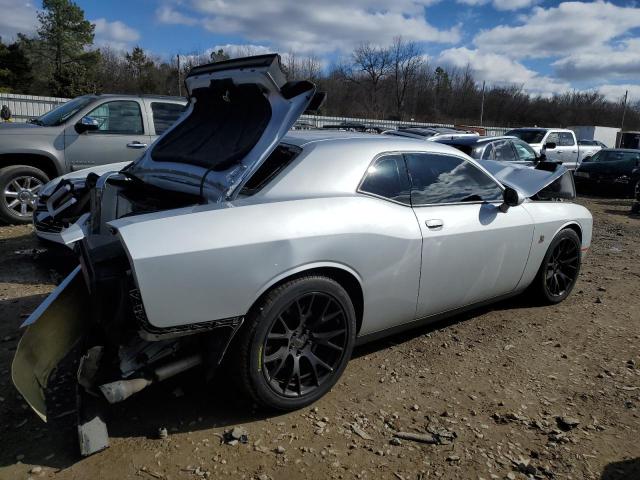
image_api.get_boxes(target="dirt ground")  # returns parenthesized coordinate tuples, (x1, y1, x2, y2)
(0, 195, 638, 480)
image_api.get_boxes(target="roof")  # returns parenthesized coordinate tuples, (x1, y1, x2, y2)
(435, 135, 516, 146)
(79, 93, 186, 102)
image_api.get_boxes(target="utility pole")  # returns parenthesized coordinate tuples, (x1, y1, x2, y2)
(480, 80, 486, 127)
(177, 54, 182, 97)
(618, 90, 628, 147)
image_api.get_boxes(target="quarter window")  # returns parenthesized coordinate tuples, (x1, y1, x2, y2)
(151, 102, 186, 135)
(85, 101, 144, 134)
(405, 153, 503, 205)
(359, 154, 411, 205)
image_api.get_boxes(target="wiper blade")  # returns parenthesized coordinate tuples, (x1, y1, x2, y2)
(28, 118, 44, 125)
(119, 170, 144, 184)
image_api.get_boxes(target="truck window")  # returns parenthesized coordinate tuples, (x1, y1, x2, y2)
(86, 101, 144, 134)
(558, 132, 576, 147)
(546, 132, 560, 145)
(151, 102, 187, 135)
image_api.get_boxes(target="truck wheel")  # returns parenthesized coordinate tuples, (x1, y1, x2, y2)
(0, 165, 49, 224)
(232, 275, 356, 411)
(529, 229, 582, 304)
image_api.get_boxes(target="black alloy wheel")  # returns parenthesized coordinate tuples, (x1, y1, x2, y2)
(232, 275, 356, 410)
(544, 237, 580, 297)
(261, 292, 349, 398)
(531, 228, 582, 304)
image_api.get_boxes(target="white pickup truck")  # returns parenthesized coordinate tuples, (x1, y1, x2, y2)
(505, 128, 601, 170)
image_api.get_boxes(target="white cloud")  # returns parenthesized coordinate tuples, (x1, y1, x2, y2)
(474, 1, 640, 59)
(158, 0, 460, 54)
(0, 0, 38, 41)
(93, 18, 141, 51)
(591, 84, 640, 103)
(156, 5, 198, 26)
(438, 47, 570, 96)
(457, 0, 539, 11)
(553, 39, 640, 81)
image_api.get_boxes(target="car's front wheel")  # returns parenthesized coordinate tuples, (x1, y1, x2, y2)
(0, 165, 48, 224)
(232, 275, 356, 410)
(530, 228, 582, 304)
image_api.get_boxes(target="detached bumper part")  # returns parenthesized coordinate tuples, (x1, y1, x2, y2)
(11, 266, 89, 421)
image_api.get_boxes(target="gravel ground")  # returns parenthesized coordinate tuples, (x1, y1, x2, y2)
(0, 195, 638, 480)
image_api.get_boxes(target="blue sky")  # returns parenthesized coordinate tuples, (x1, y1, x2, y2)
(2, 1, 640, 100)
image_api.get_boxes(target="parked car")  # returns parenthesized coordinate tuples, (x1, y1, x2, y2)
(574, 149, 640, 195)
(505, 128, 585, 170)
(12, 54, 592, 456)
(383, 126, 479, 142)
(434, 136, 539, 166)
(0, 94, 187, 224)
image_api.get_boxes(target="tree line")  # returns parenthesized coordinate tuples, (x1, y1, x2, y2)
(1, 0, 638, 129)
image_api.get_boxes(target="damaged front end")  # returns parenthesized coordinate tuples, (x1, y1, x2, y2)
(14, 53, 317, 456)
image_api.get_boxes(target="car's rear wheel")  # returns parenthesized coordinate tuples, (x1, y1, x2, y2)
(232, 275, 356, 410)
(530, 228, 581, 304)
(0, 165, 48, 224)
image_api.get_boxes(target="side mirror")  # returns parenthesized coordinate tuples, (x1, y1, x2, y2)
(544, 142, 557, 150)
(75, 116, 100, 134)
(499, 186, 524, 213)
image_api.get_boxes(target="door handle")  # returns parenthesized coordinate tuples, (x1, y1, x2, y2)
(126, 142, 148, 149)
(425, 219, 443, 229)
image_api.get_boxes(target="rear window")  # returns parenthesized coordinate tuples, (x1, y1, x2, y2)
(151, 102, 187, 135)
(240, 144, 301, 195)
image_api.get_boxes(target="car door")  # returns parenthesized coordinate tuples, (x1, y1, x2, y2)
(405, 152, 534, 319)
(542, 131, 561, 163)
(64, 99, 151, 170)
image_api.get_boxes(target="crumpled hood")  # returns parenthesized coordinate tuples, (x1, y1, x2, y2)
(482, 160, 575, 198)
(127, 54, 317, 203)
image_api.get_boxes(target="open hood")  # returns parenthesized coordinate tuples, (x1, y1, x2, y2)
(482, 160, 576, 199)
(128, 54, 317, 202)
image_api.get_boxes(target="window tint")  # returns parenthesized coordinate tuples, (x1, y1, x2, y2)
(493, 140, 517, 161)
(405, 153, 503, 205)
(512, 140, 536, 161)
(151, 102, 186, 135)
(240, 145, 300, 195)
(592, 150, 640, 162)
(546, 132, 560, 145)
(558, 132, 575, 146)
(359, 154, 411, 205)
(86, 101, 143, 134)
(481, 143, 495, 160)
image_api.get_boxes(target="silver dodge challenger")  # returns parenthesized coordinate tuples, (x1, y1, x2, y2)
(14, 55, 592, 454)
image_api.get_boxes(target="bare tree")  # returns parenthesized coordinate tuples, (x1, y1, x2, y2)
(350, 42, 392, 116)
(390, 37, 423, 120)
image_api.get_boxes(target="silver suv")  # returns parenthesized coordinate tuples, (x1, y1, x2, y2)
(0, 94, 187, 223)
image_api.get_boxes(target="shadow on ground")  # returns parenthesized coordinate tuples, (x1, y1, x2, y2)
(600, 458, 640, 480)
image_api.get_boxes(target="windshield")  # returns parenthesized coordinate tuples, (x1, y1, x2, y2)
(583, 150, 640, 163)
(506, 129, 546, 144)
(31, 96, 94, 126)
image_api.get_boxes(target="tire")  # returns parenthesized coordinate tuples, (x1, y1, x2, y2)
(231, 275, 356, 411)
(0, 165, 49, 224)
(529, 228, 582, 304)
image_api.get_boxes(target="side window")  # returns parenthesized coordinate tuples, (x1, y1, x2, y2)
(359, 154, 411, 205)
(512, 140, 536, 162)
(151, 102, 186, 135)
(86, 101, 143, 134)
(493, 140, 517, 161)
(481, 143, 495, 160)
(546, 132, 560, 145)
(558, 132, 576, 146)
(405, 153, 503, 205)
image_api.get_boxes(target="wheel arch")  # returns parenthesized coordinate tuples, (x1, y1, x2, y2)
(248, 263, 365, 335)
(554, 221, 582, 242)
(0, 153, 61, 179)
